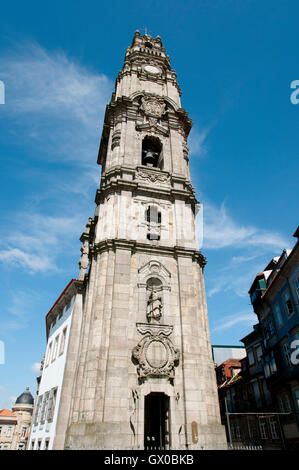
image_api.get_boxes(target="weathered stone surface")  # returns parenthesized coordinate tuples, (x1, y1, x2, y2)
(52, 32, 226, 450)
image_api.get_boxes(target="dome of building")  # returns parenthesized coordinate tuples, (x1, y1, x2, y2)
(15, 387, 34, 405)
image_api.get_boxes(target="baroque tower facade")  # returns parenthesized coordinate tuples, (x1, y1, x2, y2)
(52, 31, 226, 450)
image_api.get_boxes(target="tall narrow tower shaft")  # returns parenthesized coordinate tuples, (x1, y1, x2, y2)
(54, 31, 226, 450)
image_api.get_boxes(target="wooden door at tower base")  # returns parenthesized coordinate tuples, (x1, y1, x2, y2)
(144, 392, 170, 450)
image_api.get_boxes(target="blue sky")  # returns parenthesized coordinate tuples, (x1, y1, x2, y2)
(0, 0, 298, 408)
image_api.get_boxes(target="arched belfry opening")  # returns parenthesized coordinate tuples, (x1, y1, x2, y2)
(144, 393, 170, 450)
(142, 136, 163, 168)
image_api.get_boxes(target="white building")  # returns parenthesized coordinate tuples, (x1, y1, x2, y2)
(28, 279, 83, 450)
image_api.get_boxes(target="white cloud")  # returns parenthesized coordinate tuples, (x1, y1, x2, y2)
(0, 289, 42, 332)
(211, 311, 256, 333)
(0, 396, 17, 409)
(200, 201, 293, 299)
(0, 42, 113, 165)
(201, 201, 290, 250)
(0, 42, 110, 276)
(188, 126, 210, 157)
(0, 248, 55, 272)
(7, 290, 40, 318)
(230, 254, 261, 265)
(0, 212, 84, 274)
(206, 258, 266, 298)
(31, 362, 41, 373)
(7, 396, 17, 407)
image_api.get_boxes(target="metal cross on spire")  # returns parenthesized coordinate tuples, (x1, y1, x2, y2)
(143, 26, 152, 36)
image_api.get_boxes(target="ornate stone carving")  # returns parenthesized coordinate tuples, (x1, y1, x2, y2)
(140, 95, 166, 118)
(182, 142, 189, 162)
(138, 260, 171, 284)
(136, 94, 169, 136)
(136, 167, 170, 185)
(136, 121, 169, 136)
(78, 217, 93, 280)
(136, 323, 173, 337)
(132, 323, 180, 383)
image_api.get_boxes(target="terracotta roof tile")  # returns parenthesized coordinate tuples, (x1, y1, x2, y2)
(0, 409, 13, 416)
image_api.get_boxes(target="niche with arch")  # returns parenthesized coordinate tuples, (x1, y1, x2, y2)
(137, 260, 171, 324)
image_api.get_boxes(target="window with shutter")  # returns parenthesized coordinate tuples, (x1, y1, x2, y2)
(146, 205, 161, 240)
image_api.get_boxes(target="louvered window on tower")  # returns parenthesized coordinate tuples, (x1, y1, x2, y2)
(146, 206, 161, 240)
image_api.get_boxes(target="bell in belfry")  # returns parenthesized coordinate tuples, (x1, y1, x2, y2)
(143, 149, 158, 167)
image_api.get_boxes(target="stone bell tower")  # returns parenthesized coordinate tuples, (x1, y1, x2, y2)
(56, 31, 226, 450)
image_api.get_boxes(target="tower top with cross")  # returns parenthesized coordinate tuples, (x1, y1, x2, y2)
(123, 30, 170, 70)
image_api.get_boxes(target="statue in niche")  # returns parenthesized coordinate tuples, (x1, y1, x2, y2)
(146, 278, 163, 323)
(78, 217, 92, 280)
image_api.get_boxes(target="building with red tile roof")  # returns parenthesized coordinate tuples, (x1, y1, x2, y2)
(0, 388, 34, 450)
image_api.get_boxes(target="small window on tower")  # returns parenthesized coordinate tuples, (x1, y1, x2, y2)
(145, 206, 161, 240)
(146, 206, 161, 223)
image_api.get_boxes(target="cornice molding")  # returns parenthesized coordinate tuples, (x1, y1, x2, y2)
(94, 166, 198, 205)
(91, 238, 206, 268)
